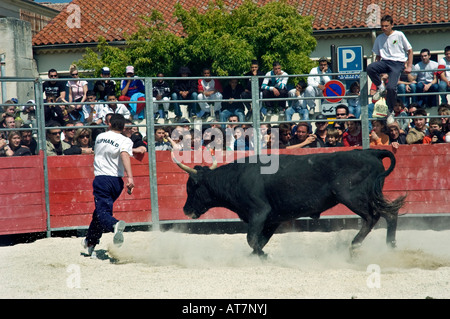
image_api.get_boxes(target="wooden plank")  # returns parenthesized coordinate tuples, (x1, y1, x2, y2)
(0, 205, 45, 219)
(50, 214, 92, 229)
(0, 192, 43, 207)
(0, 217, 47, 235)
(47, 154, 94, 168)
(157, 196, 185, 209)
(0, 155, 42, 169)
(48, 167, 94, 180)
(2, 167, 43, 182)
(49, 178, 93, 192)
(50, 211, 152, 229)
(401, 201, 450, 214)
(385, 178, 448, 191)
(0, 180, 42, 194)
(385, 190, 449, 203)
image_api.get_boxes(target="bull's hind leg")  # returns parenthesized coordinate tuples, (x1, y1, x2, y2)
(380, 209, 399, 248)
(341, 199, 380, 254)
(351, 214, 380, 251)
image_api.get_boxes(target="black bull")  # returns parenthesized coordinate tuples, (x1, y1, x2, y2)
(174, 149, 406, 256)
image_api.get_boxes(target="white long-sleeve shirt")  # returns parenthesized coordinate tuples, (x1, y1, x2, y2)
(307, 67, 331, 88)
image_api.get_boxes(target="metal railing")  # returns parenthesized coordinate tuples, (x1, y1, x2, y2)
(0, 70, 449, 234)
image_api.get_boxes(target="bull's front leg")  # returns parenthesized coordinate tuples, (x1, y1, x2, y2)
(247, 210, 278, 257)
(247, 221, 266, 256)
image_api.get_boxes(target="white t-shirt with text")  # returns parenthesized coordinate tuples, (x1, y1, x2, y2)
(94, 130, 133, 177)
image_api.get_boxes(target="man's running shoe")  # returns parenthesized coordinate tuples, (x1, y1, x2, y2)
(113, 220, 126, 247)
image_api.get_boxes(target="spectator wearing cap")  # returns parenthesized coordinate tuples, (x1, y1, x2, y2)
(18, 100, 37, 127)
(119, 66, 146, 119)
(387, 120, 407, 149)
(304, 57, 332, 115)
(93, 67, 116, 102)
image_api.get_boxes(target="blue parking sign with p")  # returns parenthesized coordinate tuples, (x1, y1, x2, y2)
(337, 46, 363, 80)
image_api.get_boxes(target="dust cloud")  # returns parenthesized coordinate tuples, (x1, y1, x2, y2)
(1, 228, 450, 298)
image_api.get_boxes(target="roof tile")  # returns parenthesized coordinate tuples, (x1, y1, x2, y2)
(33, 0, 450, 46)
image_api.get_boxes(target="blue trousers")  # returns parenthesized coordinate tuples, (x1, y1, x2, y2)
(367, 60, 405, 111)
(86, 175, 124, 246)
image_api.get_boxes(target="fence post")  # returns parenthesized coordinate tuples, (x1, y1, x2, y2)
(144, 77, 160, 231)
(35, 78, 52, 237)
(251, 75, 261, 156)
(359, 71, 370, 149)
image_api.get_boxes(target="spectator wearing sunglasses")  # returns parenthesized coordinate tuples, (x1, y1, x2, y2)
(45, 121, 72, 156)
(43, 69, 67, 102)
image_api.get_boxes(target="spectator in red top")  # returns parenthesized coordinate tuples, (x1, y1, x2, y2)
(342, 116, 362, 147)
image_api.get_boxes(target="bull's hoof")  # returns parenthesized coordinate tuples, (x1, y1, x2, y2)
(251, 250, 268, 260)
(349, 243, 362, 258)
(387, 240, 397, 249)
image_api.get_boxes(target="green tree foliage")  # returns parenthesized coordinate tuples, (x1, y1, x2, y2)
(175, 0, 317, 77)
(77, 0, 317, 80)
(77, 10, 184, 78)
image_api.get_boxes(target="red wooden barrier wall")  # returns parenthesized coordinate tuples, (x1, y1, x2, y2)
(0, 155, 46, 235)
(0, 144, 448, 235)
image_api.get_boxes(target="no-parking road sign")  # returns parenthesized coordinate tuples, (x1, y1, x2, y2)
(323, 80, 346, 103)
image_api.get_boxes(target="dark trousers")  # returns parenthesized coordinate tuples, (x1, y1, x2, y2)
(367, 60, 405, 112)
(86, 175, 124, 246)
(171, 92, 198, 117)
(262, 88, 288, 110)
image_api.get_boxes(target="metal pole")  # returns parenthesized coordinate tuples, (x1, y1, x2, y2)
(35, 78, 52, 237)
(0, 54, 6, 103)
(251, 76, 261, 155)
(359, 71, 370, 149)
(144, 78, 160, 231)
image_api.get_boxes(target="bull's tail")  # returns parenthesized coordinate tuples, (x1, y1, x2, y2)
(369, 149, 406, 214)
(369, 149, 407, 246)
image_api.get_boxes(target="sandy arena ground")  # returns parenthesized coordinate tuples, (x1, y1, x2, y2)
(1, 228, 450, 299)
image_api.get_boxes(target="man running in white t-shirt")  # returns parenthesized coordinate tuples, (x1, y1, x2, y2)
(83, 114, 135, 257)
(367, 15, 413, 112)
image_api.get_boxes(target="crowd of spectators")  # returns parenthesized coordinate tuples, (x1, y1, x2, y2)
(0, 47, 449, 157)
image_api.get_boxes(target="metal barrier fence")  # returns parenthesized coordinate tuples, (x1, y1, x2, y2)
(0, 70, 449, 235)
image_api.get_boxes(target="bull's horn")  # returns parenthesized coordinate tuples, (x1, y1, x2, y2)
(209, 155, 217, 170)
(171, 151, 197, 174)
